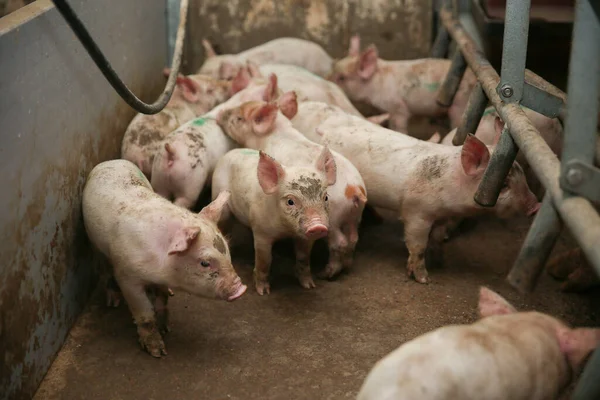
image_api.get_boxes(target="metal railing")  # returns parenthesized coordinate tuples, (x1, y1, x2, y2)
(432, 1, 600, 398)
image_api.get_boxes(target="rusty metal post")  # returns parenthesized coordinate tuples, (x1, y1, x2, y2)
(453, 82, 488, 145)
(436, 50, 468, 107)
(439, 7, 600, 272)
(507, 195, 563, 293)
(431, 27, 450, 58)
(474, 0, 531, 206)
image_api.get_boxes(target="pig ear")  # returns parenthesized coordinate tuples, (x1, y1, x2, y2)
(461, 134, 490, 177)
(202, 38, 217, 58)
(162, 67, 172, 78)
(250, 103, 278, 136)
(264, 74, 278, 102)
(164, 143, 176, 167)
(246, 60, 262, 78)
(315, 146, 337, 186)
(358, 45, 378, 80)
(168, 226, 201, 255)
(232, 67, 251, 94)
(200, 190, 231, 223)
(277, 91, 298, 119)
(257, 151, 285, 194)
(349, 34, 361, 57)
(556, 327, 600, 370)
(176, 76, 199, 103)
(492, 116, 505, 146)
(478, 287, 517, 318)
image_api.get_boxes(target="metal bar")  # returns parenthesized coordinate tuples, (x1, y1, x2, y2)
(573, 348, 600, 400)
(474, 125, 518, 206)
(431, 26, 451, 58)
(560, 0, 600, 180)
(497, 0, 531, 103)
(507, 195, 563, 293)
(439, 6, 600, 273)
(521, 82, 564, 119)
(475, 0, 531, 206)
(436, 50, 468, 107)
(453, 82, 488, 145)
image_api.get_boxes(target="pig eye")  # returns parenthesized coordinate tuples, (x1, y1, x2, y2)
(501, 180, 509, 190)
(287, 199, 295, 206)
(324, 194, 328, 201)
(236, 116, 243, 123)
(338, 75, 345, 82)
(200, 260, 211, 268)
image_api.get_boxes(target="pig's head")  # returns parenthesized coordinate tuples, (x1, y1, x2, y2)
(459, 133, 540, 219)
(167, 191, 247, 301)
(257, 149, 336, 240)
(215, 93, 298, 147)
(478, 287, 600, 375)
(329, 35, 379, 102)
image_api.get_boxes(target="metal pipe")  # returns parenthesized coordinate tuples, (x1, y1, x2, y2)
(573, 348, 600, 400)
(437, 50, 468, 107)
(453, 83, 488, 145)
(507, 195, 563, 293)
(431, 27, 451, 58)
(439, 6, 600, 272)
(497, 0, 531, 103)
(474, 0, 530, 205)
(474, 125, 518, 206)
(560, 0, 600, 175)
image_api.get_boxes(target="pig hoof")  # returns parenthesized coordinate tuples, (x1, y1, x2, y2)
(167, 288, 175, 296)
(299, 277, 317, 289)
(317, 265, 341, 280)
(139, 333, 167, 358)
(255, 281, 271, 296)
(106, 290, 122, 308)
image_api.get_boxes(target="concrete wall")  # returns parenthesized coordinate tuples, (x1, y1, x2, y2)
(0, 1, 167, 398)
(182, 0, 433, 74)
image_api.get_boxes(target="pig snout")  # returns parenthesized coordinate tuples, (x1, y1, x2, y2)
(305, 223, 328, 239)
(227, 278, 247, 302)
(304, 209, 329, 239)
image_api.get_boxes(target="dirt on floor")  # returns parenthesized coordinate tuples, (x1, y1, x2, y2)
(34, 207, 600, 400)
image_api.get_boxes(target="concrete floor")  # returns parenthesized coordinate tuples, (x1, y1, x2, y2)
(34, 210, 600, 400)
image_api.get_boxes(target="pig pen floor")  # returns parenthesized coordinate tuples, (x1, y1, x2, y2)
(35, 212, 600, 400)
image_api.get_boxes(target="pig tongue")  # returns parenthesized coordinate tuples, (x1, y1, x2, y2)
(227, 283, 247, 302)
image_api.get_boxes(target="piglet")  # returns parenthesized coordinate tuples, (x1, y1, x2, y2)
(217, 96, 367, 280)
(212, 147, 336, 295)
(547, 247, 600, 292)
(248, 62, 367, 119)
(329, 34, 477, 133)
(82, 159, 246, 358)
(150, 71, 287, 209)
(121, 72, 235, 178)
(198, 37, 333, 80)
(358, 287, 600, 400)
(291, 103, 540, 283)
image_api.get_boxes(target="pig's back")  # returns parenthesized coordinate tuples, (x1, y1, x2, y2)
(317, 115, 430, 210)
(259, 64, 362, 117)
(292, 101, 348, 144)
(82, 160, 159, 255)
(242, 38, 332, 77)
(359, 317, 567, 400)
(212, 149, 262, 226)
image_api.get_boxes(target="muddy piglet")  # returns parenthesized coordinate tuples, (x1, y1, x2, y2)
(121, 71, 235, 178)
(329, 34, 476, 133)
(358, 287, 600, 400)
(198, 37, 333, 79)
(212, 148, 336, 295)
(82, 159, 246, 358)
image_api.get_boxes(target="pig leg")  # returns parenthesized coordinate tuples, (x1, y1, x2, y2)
(318, 229, 347, 280)
(294, 238, 317, 289)
(153, 285, 170, 335)
(341, 220, 359, 269)
(403, 216, 434, 284)
(118, 276, 167, 357)
(426, 222, 446, 268)
(388, 101, 411, 132)
(253, 233, 274, 295)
